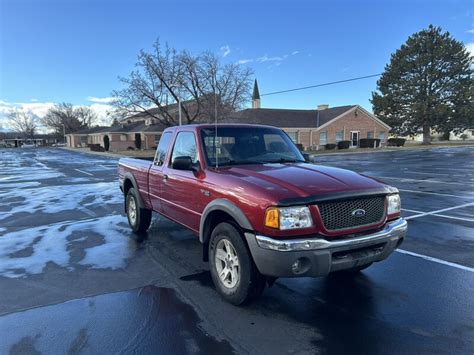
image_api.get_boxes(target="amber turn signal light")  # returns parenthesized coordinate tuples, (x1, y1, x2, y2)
(265, 207, 280, 229)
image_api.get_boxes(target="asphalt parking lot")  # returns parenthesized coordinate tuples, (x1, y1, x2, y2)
(0, 146, 473, 354)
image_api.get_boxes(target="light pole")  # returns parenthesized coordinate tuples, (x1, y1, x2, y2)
(63, 124, 66, 145)
(170, 84, 182, 126)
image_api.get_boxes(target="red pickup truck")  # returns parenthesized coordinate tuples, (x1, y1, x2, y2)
(118, 124, 407, 305)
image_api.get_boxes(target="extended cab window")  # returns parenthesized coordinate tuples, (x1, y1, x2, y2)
(171, 131, 198, 165)
(154, 132, 172, 166)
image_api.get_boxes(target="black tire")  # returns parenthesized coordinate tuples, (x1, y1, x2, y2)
(336, 262, 373, 274)
(126, 187, 152, 233)
(209, 222, 266, 305)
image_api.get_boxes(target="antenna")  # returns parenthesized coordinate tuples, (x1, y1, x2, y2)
(214, 74, 218, 169)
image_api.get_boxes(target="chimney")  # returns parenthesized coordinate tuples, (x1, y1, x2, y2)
(318, 104, 329, 110)
(252, 79, 261, 109)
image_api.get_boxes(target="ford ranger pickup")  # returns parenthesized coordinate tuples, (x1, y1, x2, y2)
(118, 124, 407, 305)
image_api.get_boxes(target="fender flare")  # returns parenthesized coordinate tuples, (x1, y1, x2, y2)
(122, 172, 145, 210)
(199, 199, 254, 244)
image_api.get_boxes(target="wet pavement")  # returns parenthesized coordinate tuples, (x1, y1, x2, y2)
(0, 147, 473, 354)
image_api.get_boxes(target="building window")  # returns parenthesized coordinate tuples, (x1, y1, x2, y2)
(335, 131, 343, 143)
(367, 131, 374, 139)
(379, 131, 386, 142)
(320, 132, 327, 145)
(287, 132, 298, 144)
(120, 134, 127, 141)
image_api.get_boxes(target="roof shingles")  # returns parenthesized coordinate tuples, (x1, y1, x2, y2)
(224, 105, 356, 128)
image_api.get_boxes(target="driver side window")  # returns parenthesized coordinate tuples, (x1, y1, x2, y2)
(171, 132, 198, 165)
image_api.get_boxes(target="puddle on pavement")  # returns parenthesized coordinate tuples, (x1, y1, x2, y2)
(0, 285, 234, 354)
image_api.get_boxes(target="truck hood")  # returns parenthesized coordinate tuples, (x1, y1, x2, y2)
(220, 163, 394, 203)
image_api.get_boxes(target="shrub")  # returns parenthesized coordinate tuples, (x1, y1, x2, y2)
(460, 133, 469, 141)
(387, 138, 406, 147)
(127, 146, 135, 151)
(325, 143, 337, 150)
(135, 133, 142, 150)
(90, 144, 105, 152)
(359, 138, 381, 148)
(296, 143, 304, 151)
(337, 140, 350, 149)
(103, 135, 110, 151)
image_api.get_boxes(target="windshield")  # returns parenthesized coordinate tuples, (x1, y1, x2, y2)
(200, 126, 305, 167)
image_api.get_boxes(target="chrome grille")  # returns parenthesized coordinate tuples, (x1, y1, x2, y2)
(318, 196, 386, 231)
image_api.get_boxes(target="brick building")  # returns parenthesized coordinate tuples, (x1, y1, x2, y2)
(225, 80, 391, 150)
(66, 80, 391, 151)
(66, 120, 166, 151)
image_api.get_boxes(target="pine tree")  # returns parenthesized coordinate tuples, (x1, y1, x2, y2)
(372, 25, 473, 144)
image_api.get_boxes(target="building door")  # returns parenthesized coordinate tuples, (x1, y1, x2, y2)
(350, 131, 359, 147)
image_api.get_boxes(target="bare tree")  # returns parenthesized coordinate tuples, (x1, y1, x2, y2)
(41, 103, 97, 135)
(8, 110, 37, 139)
(111, 40, 253, 126)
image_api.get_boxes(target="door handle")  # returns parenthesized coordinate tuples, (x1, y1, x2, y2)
(163, 174, 168, 182)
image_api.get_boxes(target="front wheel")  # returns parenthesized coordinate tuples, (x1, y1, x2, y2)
(209, 222, 266, 305)
(126, 187, 152, 233)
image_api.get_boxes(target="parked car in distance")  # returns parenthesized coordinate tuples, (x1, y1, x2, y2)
(118, 124, 407, 305)
(21, 143, 35, 148)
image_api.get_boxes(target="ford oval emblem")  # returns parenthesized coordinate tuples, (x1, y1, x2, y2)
(352, 209, 366, 218)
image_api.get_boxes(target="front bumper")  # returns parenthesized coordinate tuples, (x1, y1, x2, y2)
(245, 218, 407, 277)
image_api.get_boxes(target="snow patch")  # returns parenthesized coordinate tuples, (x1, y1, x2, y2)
(0, 215, 133, 278)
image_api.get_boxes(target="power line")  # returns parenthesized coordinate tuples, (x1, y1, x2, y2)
(260, 73, 382, 97)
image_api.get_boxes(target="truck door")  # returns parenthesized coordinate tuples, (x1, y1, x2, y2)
(148, 132, 173, 211)
(161, 131, 203, 233)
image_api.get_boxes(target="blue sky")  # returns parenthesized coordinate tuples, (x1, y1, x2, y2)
(0, 0, 472, 126)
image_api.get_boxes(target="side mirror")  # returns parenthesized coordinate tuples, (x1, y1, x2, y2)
(302, 153, 311, 163)
(172, 156, 199, 172)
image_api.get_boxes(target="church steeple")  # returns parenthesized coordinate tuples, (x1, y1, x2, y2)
(252, 79, 261, 109)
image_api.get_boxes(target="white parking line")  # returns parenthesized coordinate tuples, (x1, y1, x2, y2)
(405, 202, 474, 220)
(99, 165, 116, 170)
(398, 189, 474, 199)
(434, 167, 474, 172)
(404, 171, 464, 177)
(74, 169, 93, 176)
(376, 176, 470, 187)
(432, 214, 474, 223)
(396, 249, 474, 273)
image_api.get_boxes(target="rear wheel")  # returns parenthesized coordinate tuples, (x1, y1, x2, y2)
(209, 222, 266, 305)
(126, 187, 152, 233)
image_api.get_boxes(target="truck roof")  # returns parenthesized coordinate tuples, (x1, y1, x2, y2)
(163, 123, 280, 133)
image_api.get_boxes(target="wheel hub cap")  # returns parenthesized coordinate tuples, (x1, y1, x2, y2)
(215, 238, 240, 289)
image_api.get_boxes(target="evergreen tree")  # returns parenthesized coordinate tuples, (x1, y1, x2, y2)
(372, 25, 473, 144)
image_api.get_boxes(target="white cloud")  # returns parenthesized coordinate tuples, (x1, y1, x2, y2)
(87, 96, 116, 104)
(236, 59, 253, 65)
(467, 29, 474, 34)
(220, 45, 231, 57)
(257, 54, 285, 62)
(238, 51, 297, 66)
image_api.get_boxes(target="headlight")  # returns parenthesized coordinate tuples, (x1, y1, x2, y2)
(265, 206, 313, 230)
(387, 194, 401, 215)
